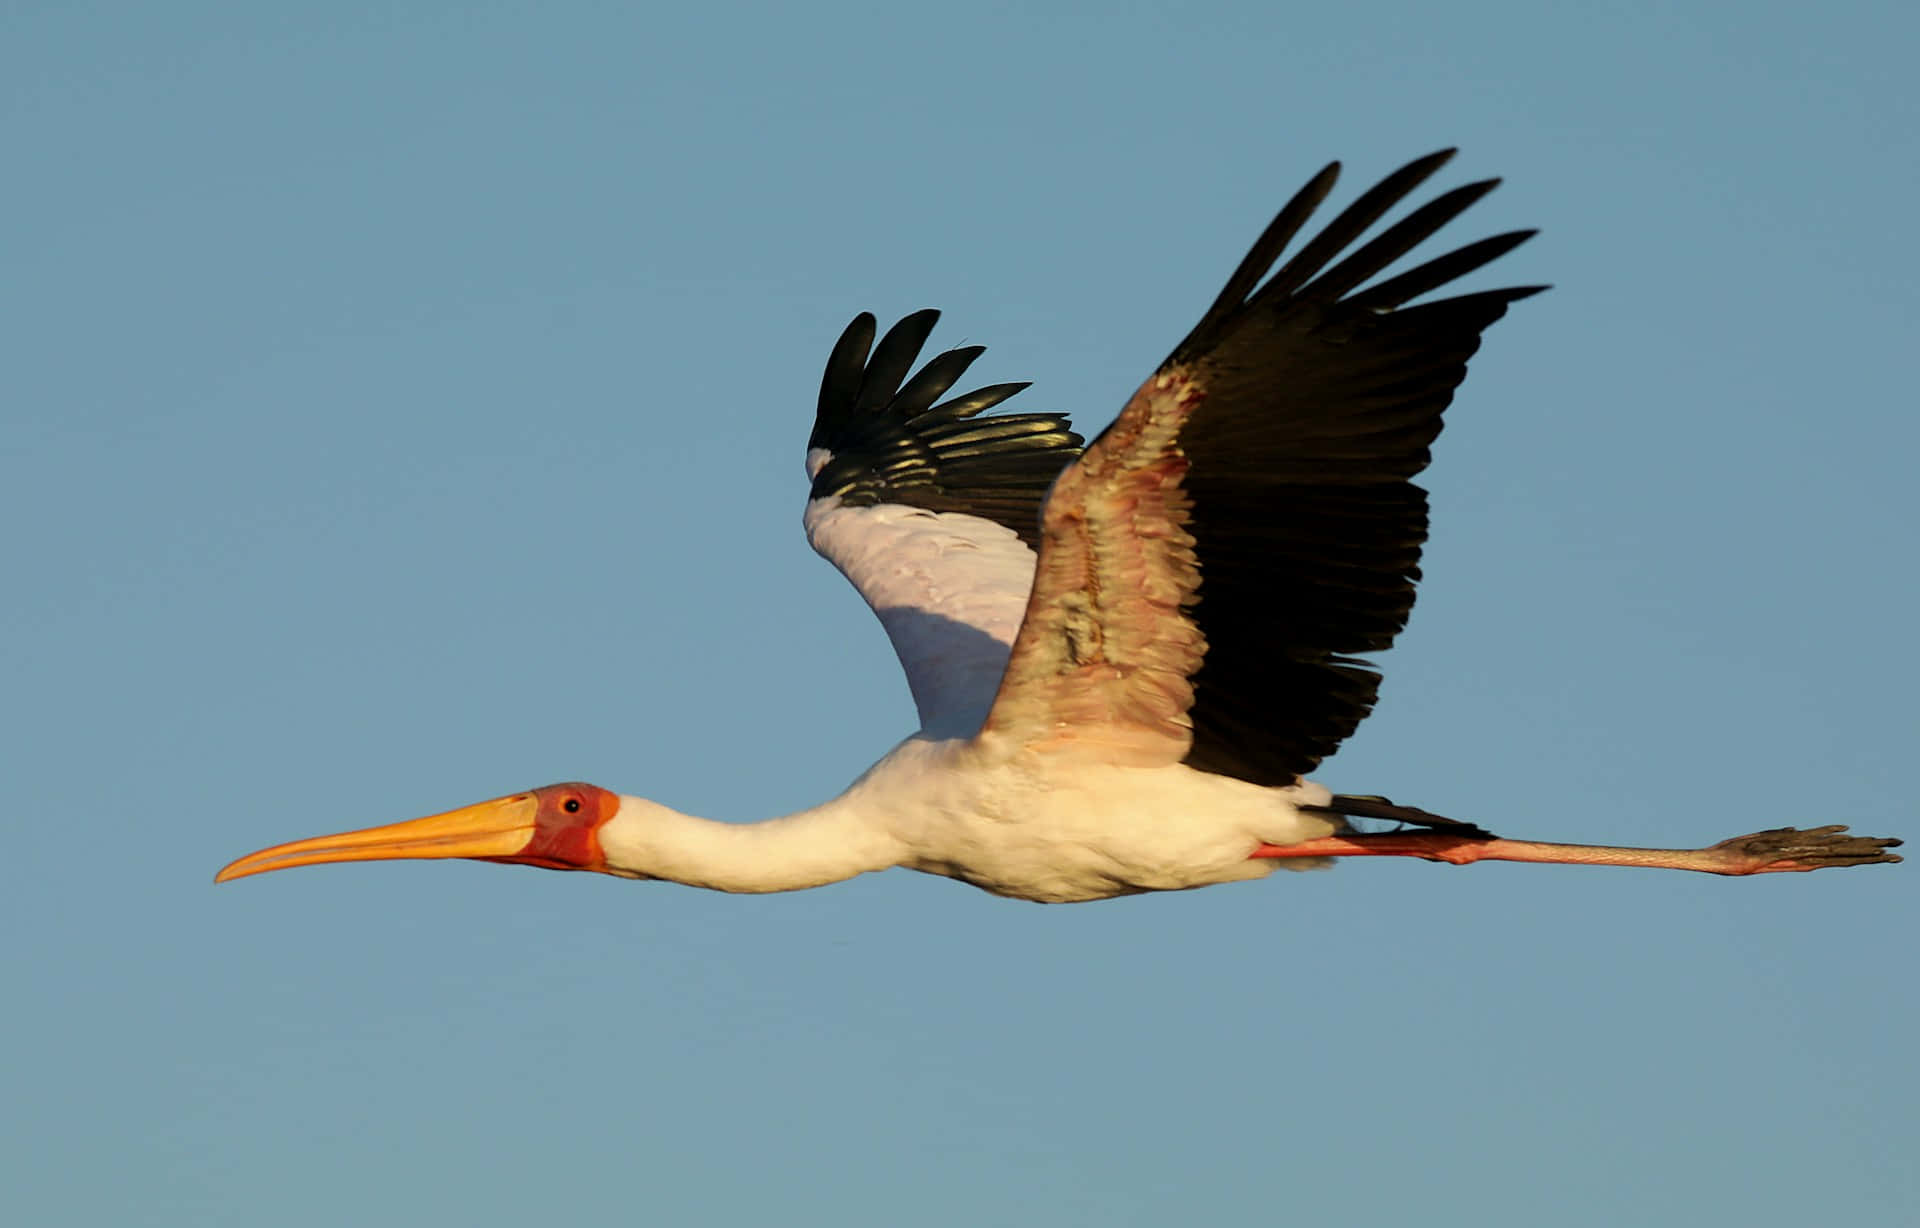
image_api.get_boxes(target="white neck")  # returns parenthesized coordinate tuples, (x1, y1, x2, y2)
(596, 795, 905, 894)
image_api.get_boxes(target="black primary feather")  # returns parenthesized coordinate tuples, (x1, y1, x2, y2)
(808, 310, 1084, 551)
(1152, 151, 1545, 786)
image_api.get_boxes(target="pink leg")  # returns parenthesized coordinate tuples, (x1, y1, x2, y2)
(1250, 825, 1901, 876)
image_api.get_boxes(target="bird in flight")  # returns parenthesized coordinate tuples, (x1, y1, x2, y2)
(217, 150, 1900, 902)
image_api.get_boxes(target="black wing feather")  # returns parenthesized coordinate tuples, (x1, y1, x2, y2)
(1164, 151, 1543, 785)
(808, 311, 1084, 551)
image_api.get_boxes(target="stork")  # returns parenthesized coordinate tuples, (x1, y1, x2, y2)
(217, 151, 1900, 902)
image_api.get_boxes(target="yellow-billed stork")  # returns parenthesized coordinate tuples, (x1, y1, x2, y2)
(216, 151, 1901, 902)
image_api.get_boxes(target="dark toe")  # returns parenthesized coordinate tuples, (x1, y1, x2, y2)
(1721, 825, 1903, 869)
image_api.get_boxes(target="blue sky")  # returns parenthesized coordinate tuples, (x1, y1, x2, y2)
(6, 3, 1916, 1224)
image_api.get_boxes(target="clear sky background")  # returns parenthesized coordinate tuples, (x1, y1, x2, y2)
(5, 3, 1916, 1225)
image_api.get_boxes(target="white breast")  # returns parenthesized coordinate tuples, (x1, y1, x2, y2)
(843, 735, 1339, 902)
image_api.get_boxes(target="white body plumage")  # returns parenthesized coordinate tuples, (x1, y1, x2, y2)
(596, 736, 1335, 902)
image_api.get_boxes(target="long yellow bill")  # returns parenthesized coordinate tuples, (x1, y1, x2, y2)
(215, 793, 540, 883)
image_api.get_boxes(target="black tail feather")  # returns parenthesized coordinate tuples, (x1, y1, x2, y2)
(1307, 794, 1495, 839)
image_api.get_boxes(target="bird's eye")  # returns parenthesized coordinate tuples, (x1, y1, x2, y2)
(563, 798, 582, 813)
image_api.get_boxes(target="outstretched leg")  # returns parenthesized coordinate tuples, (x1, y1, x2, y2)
(1252, 825, 1902, 875)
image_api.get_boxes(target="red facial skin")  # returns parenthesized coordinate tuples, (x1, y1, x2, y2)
(484, 782, 619, 872)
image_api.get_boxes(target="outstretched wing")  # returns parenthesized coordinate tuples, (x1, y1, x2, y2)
(804, 311, 1083, 737)
(983, 150, 1543, 782)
